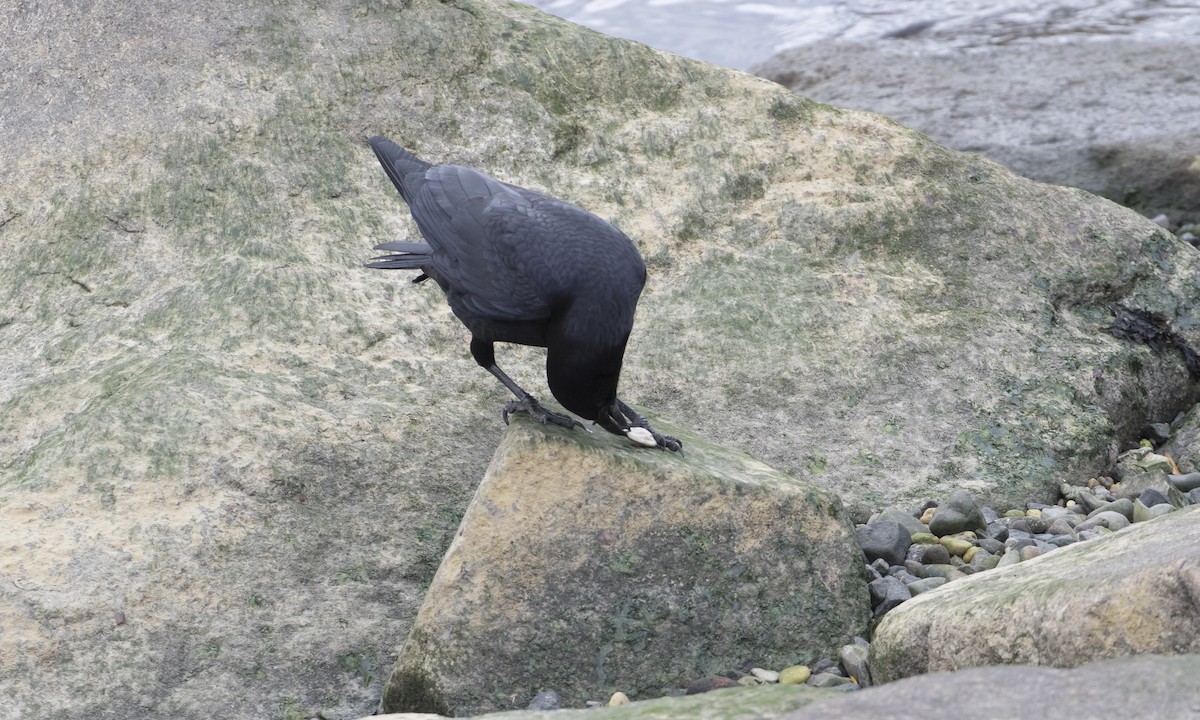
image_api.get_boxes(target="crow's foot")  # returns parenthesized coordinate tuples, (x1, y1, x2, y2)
(616, 400, 683, 454)
(503, 396, 585, 431)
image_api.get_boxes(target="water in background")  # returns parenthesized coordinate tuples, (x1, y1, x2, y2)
(515, 0, 1200, 69)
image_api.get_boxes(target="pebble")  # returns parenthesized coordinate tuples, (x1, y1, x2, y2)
(528, 690, 561, 710)
(996, 548, 1022, 567)
(1169, 472, 1200, 492)
(1076, 510, 1131, 532)
(939, 537, 973, 557)
(1138, 488, 1170, 507)
(751, 668, 779, 683)
(808, 672, 854, 688)
(1018, 545, 1045, 561)
(1133, 499, 1174, 523)
(869, 507, 929, 536)
(868, 575, 911, 615)
(1135, 452, 1173, 473)
(928, 490, 987, 536)
(1088, 497, 1134, 521)
(779, 665, 811, 685)
(1046, 517, 1076, 536)
(917, 563, 956, 579)
(906, 577, 947, 594)
(685, 676, 739, 695)
(856, 521, 912, 565)
(607, 692, 630, 706)
(838, 642, 872, 687)
(907, 542, 950, 565)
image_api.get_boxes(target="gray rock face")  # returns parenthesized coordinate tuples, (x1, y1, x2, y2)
(754, 41, 1200, 218)
(779, 655, 1200, 720)
(383, 420, 868, 715)
(870, 506, 1200, 682)
(3, 0, 1200, 716)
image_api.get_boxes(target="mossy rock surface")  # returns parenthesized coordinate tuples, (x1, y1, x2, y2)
(2, 0, 1199, 716)
(870, 506, 1200, 682)
(383, 418, 868, 715)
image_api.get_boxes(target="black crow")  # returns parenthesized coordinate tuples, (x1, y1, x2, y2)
(366, 136, 681, 453)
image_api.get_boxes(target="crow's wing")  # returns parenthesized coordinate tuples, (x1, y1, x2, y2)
(408, 163, 557, 322)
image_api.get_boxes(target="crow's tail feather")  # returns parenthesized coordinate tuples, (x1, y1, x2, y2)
(369, 136, 431, 204)
(366, 241, 433, 282)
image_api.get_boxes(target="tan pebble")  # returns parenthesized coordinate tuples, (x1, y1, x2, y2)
(737, 676, 760, 686)
(919, 507, 935, 525)
(1088, 477, 1099, 488)
(751, 668, 780, 683)
(939, 537, 973, 557)
(1066, 500, 1077, 509)
(607, 692, 630, 706)
(963, 546, 978, 563)
(779, 665, 811, 685)
(1026, 508, 1041, 517)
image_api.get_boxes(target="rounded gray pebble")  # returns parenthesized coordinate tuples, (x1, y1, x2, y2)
(928, 490, 987, 536)
(856, 521, 913, 566)
(1076, 510, 1131, 532)
(528, 690, 561, 710)
(906, 577, 947, 595)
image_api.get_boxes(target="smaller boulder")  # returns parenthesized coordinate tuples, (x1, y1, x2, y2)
(928, 490, 986, 536)
(855, 521, 912, 566)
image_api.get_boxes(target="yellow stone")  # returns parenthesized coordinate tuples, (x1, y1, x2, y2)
(779, 665, 811, 685)
(963, 546, 979, 563)
(939, 537, 973, 557)
(608, 692, 630, 706)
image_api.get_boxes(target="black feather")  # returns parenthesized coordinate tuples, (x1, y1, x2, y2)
(363, 135, 681, 452)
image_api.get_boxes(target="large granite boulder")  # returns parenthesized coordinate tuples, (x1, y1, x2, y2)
(382, 418, 868, 715)
(753, 41, 1200, 219)
(365, 654, 1200, 720)
(2, 0, 1199, 716)
(870, 506, 1200, 681)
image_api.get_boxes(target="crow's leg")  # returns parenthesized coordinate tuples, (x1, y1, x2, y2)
(615, 399, 683, 453)
(471, 338, 584, 430)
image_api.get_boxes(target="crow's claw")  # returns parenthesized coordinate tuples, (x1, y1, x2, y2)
(503, 396, 586, 431)
(656, 433, 683, 454)
(615, 399, 682, 453)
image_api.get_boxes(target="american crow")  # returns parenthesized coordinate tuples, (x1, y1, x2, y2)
(366, 136, 682, 453)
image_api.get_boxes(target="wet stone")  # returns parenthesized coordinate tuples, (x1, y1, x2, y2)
(856, 521, 913, 566)
(838, 643, 872, 687)
(686, 676, 739, 695)
(1169, 472, 1200, 493)
(928, 490, 987, 536)
(1076, 511, 1131, 532)
(977, 537, 1005, 554)
(528, 690, 561, 710)
(1133, 500, 1174, 523)
(939, 537, 973, 557)
(906, 577, 947, 595)
(1089, 498, 1134, 521)
(869, 508, 929, 537)
(907, 542, 951, 565)
(808, 672, 853, 688)
(868, 575, 911, 616)
(1046, 518, 1077, 535)
(1139, 488, 1170, 507)
(917, 564, 956, 579)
